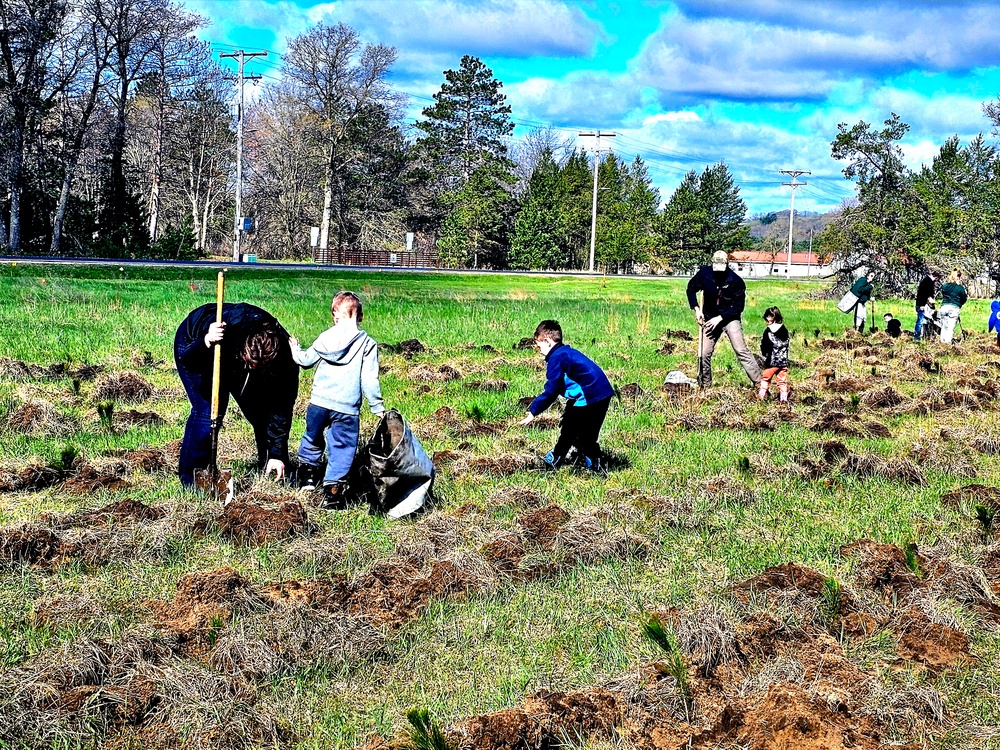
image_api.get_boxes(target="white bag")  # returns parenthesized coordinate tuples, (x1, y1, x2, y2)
(837, 290, 859, 313)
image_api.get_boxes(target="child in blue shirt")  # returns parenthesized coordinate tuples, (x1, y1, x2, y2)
(519, 320, 614, 470)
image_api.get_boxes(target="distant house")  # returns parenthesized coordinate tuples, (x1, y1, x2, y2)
(730, 249, 834, 278)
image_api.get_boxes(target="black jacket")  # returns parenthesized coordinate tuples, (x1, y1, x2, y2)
(686, 266, 747, 324)
(760, 324, 790, 368)
(174, 303, 298, 460)
(916, 275, 936, 308)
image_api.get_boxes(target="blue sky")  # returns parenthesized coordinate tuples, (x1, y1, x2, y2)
(187, 0, 1000, 216)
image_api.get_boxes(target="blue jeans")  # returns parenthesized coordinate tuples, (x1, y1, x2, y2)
(298, 405, 360, 484)
(914, 307, 925, 338)
(176, 360, 284, 487)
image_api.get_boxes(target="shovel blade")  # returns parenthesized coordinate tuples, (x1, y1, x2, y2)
(194, 467, 234, 504)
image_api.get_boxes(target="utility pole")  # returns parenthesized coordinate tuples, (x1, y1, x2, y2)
(579, 130, 616, 272)
(779, 169, 809, 276)
(220, 50, 266, 262)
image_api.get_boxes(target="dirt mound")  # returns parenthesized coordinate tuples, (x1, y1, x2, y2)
(489, 486, 548, 508)
(0, 527, 75, 566)
(0, 464, 63, 492)
(8, 399, 75, 436)
(61, 463, 129, 495)
(217, 497, 314, 546)
(463, 379, 509, 392)
(432, 449, 465, 467)
(738, 562, 832, 598)
(894, 608, 971, 672)
(481, 534, 527, 572)
(655, 341, 676, 355)
(860, 386, 905, 408)
(941, 483, 1000, 510)
(385, 338, 426, 357)
(345, 559, 478, 628)
(116, 448, 167, 473)
(407, 363, 462, 382)
(79, 499, 165, 525)
(841, 453, 925, 485)
(620, 382, 644, 401)
(259, 577, 350, 610)
(457, 689, 619, 750)
(115, 409, 165, 428)
(146, 567, 265, 646)
(514, 337, 536, 350)
(840, 539, 923, 598)
(0, 358, 101, 381)
(93, 370, 156, 402)
(519, 504, 570, 546)
(661, 329, 693, 341)
(811, 412, 892, 440)
(826, 376, 867, 393)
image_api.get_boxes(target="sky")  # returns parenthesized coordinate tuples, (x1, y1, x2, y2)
(186, 0, 1000, 216)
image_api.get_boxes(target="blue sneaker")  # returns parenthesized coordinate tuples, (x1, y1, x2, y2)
(543, 452, 561, 470)
(583, 456, 593, 470)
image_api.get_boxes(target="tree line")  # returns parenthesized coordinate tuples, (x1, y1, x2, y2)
(0, 7, 751, 269)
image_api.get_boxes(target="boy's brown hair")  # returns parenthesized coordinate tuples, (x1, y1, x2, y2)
(534, 319, 563, 344)
(332, 291, 363, 322)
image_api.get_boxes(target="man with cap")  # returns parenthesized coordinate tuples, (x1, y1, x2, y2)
(686, 250, 762, 389)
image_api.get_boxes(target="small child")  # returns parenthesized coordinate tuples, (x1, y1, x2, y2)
(518, 320, 614, 470)
(758, 306, 789, 403)
(990, 301, 1000, 348)
(290, 292, 384, 506)
(883, 313, 902, 338)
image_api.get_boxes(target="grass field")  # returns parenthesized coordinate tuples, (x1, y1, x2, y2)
(1, 263, 999, 749)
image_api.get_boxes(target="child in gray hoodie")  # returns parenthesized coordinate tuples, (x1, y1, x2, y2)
(290, 292, 384, 502)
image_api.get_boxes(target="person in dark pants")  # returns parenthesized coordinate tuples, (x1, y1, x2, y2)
(915, 271, 938, 339)
(518, 320, 614, 471)
(686, 250, 762, 389)
(174, 303, 299, 487)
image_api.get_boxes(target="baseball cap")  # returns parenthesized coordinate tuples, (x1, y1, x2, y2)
(711, 251, 729, 271)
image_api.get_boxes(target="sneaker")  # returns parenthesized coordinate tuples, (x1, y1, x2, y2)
(319, 481, 349, 510)
(298, 464, 321, 491)
(543, 452, 562, 470)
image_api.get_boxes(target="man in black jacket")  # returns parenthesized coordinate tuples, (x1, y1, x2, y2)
(174, 303, 299, 487)
(914, 270, 938, 339)
(686, 251, 762, 389)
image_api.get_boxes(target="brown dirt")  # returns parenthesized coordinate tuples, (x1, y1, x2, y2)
(894, 608, 972, 672)
(514, 336, 536, 350)
(0, 527, 76, 566)
(115, 409, 166, 427)
(738, 562, 831, 598)
(941, 483, 1000, 511)
(840, 453, 925, 485)
(259, 577, 350, 610)
(116, 448, 167, 473)
(216, 496, 314, 546)
(620, 382, 645, 401)
(146, 567, 265, 647)
(431, 449, 465, 467)
(980, 545, 1000, 594)
(826, 376, 867, 393)
(388, 338, 426, 357)
(661, 329, 693, 341)
(61, 463, 130, 495)
(8, 398, 74, 436)
(79, 499, 165, 525)
(93, 370, 156, 402)
(519, 504, 571, 546)
(656, 341, 677, 355)
(489, 486, 548, 508)
(840, 539, 923, 599)
(0, 463, 63, 492)
(457, 689, 620, 750)
(480, 534, 527, 572)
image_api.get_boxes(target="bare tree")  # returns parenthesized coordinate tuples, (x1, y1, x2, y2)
(282, 22, 401, 258)
(511, 125, 574, 195)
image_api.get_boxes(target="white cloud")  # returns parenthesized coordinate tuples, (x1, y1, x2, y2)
(506, 73, 643, 127)
(642, 111, 702, 125)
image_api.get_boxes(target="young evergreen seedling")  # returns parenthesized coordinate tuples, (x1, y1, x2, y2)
(975, 504, 996, 541)
(737, 456, 751, 474)
(642, 616, 692, 716)
(70, 378, 81, 396)
(97, 400, 115, 430)
(55, 444, 80, 473)
(405, 708, 453, 750)
(820, 577, 842, 625)
(904, 542, 923, 577)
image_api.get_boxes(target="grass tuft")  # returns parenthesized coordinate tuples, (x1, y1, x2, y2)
(405, 707, 454, 750)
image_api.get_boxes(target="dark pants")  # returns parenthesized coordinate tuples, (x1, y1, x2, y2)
(552, 397, 611, 463)
(177, 361, 288, 487)
(297, 404, 360, 485)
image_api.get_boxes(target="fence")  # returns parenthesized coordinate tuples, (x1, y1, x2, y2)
(312, 247, 440, 268)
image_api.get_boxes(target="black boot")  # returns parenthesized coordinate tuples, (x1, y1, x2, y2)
(298, 464, 322, 491)
(319, 481, 349, 510)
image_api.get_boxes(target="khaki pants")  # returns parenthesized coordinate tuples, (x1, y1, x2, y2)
(939, 304, 960, 344)
(698, 319, 762, 388)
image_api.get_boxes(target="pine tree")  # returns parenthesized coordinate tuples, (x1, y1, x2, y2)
(510, 150, 565, 270)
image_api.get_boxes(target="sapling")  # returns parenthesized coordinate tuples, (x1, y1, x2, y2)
(642, 616, 692, 716)
(737, 456, 751, 474)
(820, 577, 842, 625)
(70, 378, 81, 397)
(97, 400, 115, 430)
(405, 708, 453, 750)
(466, 405, 485, 423)
(54, 444, 80, 473)
(974, 504, 996, 541)
(904, 542, 923, 578)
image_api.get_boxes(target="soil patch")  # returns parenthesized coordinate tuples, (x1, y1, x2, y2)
(519, 504, 571, 546)
(385, 338, 426, 357)
(61, 463, 129, 495)
(840, 539, 923, 599)
(408, 363, 462, 382)
(0, 527, 76, 566)
(8, 399, 75, 436)
(841, 453, 925, 485)
(93, 370, 156, 402)
(514, 337, 536, 350)
(655, 341, 676, 355)
(216, 497, 314, 546)
(661, 329, 693, 341)
(895, 608, 972, 672)
(115, 448, 168, 473)
(115, 409, 166, 428)
(620, 382, 644, 401)
(860, 386, 905, 408)
(79, 499, 165, 525)
(941, 483, 1000, 511)
(0, 464, 63, 492)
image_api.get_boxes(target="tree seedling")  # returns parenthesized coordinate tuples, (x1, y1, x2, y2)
(737, 456, 751, 474)
(97, 400, 115, 430)
(466, 404, 485, 423)
(820, 577, 842, 625)
(405, 707, 454, 750)
(848, 394, 861, 413)
(975, 504, 996, 541)
(904, 542, 923, 578)
(642, 616, 692, 718)
(70, 378, 81, 397)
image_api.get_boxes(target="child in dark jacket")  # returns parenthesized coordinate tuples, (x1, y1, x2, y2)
(518, 320, 614, 470)
(758, 306, 789, 403)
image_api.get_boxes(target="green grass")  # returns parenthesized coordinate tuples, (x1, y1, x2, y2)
(1, 263, 999, 748)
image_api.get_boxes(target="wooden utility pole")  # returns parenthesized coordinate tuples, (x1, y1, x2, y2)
(220, 49, 265, 262)
(580, 130, 616, 273)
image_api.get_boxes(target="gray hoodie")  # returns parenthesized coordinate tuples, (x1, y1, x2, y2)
(291, 321, 384, 416)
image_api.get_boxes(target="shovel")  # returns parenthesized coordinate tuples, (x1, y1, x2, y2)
(194, 270, 234, 503)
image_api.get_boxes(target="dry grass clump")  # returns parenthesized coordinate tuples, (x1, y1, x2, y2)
(554, 509, 650, 564)
(93, 370, 156, 402)
(0, 463, 63, 492)
(826, 376, 868, 393)
(841, 453, 926, 485)
(407, 363, 462, 382)
(285, 534, 351, 570)
(673, 606, 740, 677)
(971, 434, 1000, 455)
(488, 486, 549, 509)
(910, 439, 978, 478)
(452, 453, 541, 477)
(860, 386, 905, 408)
(6, 398, 76, 436)
(30, 593, 110, 629)
(693, 475, 758, 505)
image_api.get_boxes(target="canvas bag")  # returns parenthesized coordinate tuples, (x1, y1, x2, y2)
(837, 290, 859, 313)
(364, 409, 434, 519)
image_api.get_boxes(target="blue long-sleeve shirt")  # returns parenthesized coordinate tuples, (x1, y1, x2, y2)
(528, 343, 614, 416)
